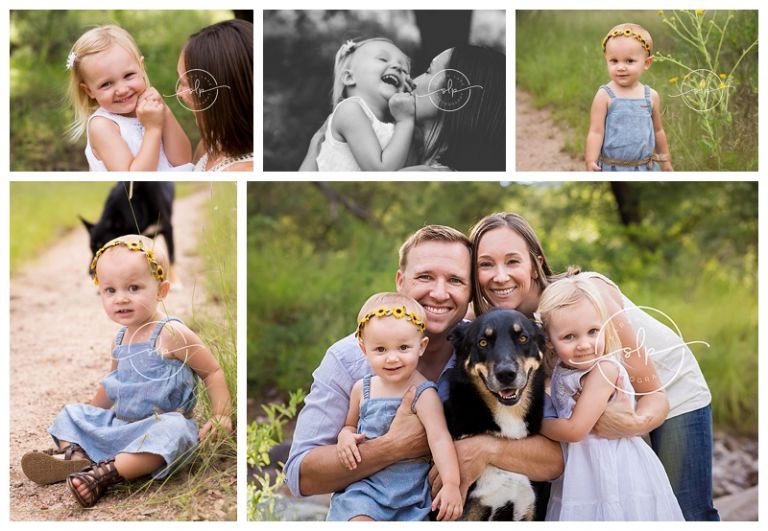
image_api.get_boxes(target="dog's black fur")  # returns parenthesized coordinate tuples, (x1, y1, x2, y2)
(80, 182, 175, 265)
(446, 308, 547, 521)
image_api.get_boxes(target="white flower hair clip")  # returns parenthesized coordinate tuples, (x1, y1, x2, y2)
(340, 39, 357, 56)
(66, 51, 77, 71)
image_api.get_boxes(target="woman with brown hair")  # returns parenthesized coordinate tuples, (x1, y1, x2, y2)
(177, 19, 253, 172)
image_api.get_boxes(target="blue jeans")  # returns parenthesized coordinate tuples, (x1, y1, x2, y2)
(649, 404, 720, 521)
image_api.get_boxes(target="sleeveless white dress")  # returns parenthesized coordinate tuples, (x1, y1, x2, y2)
(545, 359, 684, 521)
(316, 97, 394, 171)
(85, 107, 194, 172)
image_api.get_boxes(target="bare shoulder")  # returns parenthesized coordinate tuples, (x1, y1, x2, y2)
(155, 320, 202, 358)
(87, 115, 121, 140)
(223, 160, 253, 172)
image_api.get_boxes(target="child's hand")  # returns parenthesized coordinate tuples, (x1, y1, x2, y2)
(586, 160, 602, 171)
(389, 92, 415, 123)
(661, 161, 674, 171)
(336, 430, 365, 470)
(198, 414, 233, 441)
(139, 86, 163, 106)
(137, 97, 165, 130)
(432, 483, 463, 521)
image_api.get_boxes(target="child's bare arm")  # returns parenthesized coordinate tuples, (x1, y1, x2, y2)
(334, 97, 414, 171)
(585, 89, 609, 171)
(129, 98, 165, 171)
(651, 89, 673, 171)
(140, 87, 192, 166)
(337, 381, 364, 470)
(88, 118, 138, 171)
(541, 361, 619, 443)
(415, 388, 463, 521)
(160, 324, 232, 438)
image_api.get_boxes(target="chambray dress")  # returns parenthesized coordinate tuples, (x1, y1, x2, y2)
(49, 317, 199, 479)
(327, 376, 437, 521)
(598, 84, 659, 171)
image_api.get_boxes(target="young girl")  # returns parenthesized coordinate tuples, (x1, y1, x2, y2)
(585, 23, 673, 172)
(20, 235, 231, 507)
(316, 38, 415, 171)
(66, 25, 193, 171)
(537, 276, 683, 520)
(328, 292, 462, 521)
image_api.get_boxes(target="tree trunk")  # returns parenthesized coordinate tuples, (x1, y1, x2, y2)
(609, 182, 642, 226)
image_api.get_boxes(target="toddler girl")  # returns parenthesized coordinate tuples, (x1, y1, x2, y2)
(20, 235, 232, 507)
(66, 25, 193, 171)
(316, 38, 415, 171)
(585, 23, 673, 171)
(537, 276, 683, 520)
(328, 292, 462, 521)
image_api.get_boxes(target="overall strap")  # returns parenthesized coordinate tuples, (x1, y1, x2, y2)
(362, 374, 372, 400)
(600, 85, 617, 99)
(410, 381, 439, 413)
(149, 316, 184, 348)
(115, 327, 128, 346)
(643, 84, 653, 111)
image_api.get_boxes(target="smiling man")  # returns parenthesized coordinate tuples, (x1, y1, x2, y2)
(284, 224, 563, 512)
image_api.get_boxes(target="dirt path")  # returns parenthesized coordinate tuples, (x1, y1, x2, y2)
(9, 187, 235, 521)
(516, 87, 583, 171)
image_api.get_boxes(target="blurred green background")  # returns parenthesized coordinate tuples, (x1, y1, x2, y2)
(263, 10, 506, 171)
(516, 10, 758, 171)
(247, 182, 757, 436)
(9, 10, 238, 171)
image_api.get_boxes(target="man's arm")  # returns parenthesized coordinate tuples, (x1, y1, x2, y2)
(300, 388, 428, 495)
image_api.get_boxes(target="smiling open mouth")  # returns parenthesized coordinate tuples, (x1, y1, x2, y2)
(381, 74, 401, 89)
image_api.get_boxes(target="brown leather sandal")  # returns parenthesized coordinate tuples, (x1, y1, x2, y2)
(67, 458, 124, 508)
(21, 444, 92, 485)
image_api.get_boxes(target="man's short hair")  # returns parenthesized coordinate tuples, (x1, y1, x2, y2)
(398, 224, 471, 271)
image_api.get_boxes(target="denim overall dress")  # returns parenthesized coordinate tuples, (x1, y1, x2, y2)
(49, 317, 199, 478)
(327, 375, 438, 521)
(598, 84, 659, 171)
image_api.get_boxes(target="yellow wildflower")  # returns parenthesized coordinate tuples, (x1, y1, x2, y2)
(719, 73, 727, 79)
(657, 10, 664, 15)
(696, 9, 705, 15)
(699, 81, 706, 89)
(669, 77, 679, 84)
(719, 83, 727, 89)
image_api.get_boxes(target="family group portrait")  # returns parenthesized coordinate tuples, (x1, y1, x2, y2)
(263, 9, 506, 171)
(516, 9, 758, 171)
(9, 10, 253, 172)
(247, 181, 757, 521)
(9, 181, 237, 521)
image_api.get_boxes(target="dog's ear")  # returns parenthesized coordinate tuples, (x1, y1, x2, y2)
(532, 320, 547, 359)
(448, 320, 470, 352)
(79, 215, 94, 233)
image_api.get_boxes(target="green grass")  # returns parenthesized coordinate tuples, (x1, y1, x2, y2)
(516, 10, 758, 170)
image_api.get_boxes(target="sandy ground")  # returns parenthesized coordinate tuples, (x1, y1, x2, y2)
(9, 188, 235, 521)
(516, 88, 583, 171)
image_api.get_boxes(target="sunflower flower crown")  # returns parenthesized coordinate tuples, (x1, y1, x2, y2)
(356, 305, 426, 338)
(602, 27, 652, 55)
(89, 239, 166, 286)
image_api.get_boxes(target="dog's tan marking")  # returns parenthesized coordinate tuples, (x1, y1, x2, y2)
(513, 322, 522, 333)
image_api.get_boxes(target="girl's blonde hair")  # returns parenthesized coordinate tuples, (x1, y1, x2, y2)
(66, 25, 148, 142)
(330, 37, 402, 108)
(537, 275, 622, 372)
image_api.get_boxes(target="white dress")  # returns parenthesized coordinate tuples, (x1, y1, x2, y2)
(85, 107, 194, 172)
(545, 359, 684, 521)
(316, 97, 394, 171)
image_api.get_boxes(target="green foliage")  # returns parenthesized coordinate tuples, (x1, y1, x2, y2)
(247, 390, 306, 521)
(10, 10, 232, 171)
(516, 10, 757, 171)
(248, 182, 757, 434)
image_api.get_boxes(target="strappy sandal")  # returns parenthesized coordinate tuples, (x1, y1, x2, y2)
(21, 444, 92, 485)
(67, 458, 124, 508)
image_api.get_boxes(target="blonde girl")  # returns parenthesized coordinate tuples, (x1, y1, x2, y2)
(66, 25, 193, 171)
(537, 276, 683, 520)
(316, 38, 416, 171)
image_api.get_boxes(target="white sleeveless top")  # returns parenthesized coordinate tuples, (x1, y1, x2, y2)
(316, 97, 395, 171)
(580, 271, 711, 418)
(85, 107, 194, 172)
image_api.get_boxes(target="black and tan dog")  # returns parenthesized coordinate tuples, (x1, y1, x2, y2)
(446, 308, 547, 521)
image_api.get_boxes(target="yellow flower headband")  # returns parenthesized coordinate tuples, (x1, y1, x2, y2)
(356, 305, 426, 338)
(602, 27, 652, 56)
(89, 239, 166, 286)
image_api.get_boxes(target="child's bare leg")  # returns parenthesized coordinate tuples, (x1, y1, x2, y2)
(350, 516, 374, 521)
(70, 452, 164, 500)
